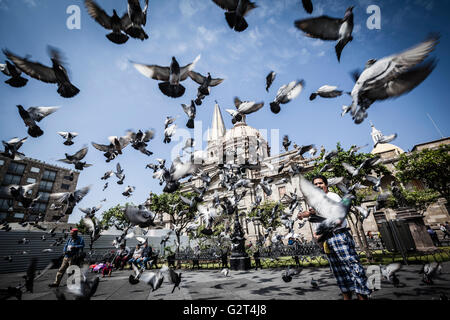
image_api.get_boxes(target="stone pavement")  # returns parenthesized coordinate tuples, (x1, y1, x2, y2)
(0, 262, 449, 300)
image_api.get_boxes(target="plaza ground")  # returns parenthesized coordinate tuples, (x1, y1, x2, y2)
(0, 262, 449, 300)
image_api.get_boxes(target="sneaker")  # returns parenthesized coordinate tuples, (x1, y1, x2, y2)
(48, 283, 59, 288)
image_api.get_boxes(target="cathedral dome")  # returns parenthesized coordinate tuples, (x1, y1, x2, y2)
(223, 122, 265, 142)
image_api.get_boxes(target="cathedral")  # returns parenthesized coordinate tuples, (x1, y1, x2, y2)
(177, 103, 450, 246)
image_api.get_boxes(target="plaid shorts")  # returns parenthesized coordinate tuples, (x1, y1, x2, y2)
(326, 231, 371, 296)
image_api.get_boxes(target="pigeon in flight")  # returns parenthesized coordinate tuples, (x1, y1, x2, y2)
(265, 71, 276, 92)
(380, 263, 402, 287)
(102, 182, 108, 191)
(141, 270, 164, 292)
(181, 100, 196, 129)
(161, 265, 182, 293)
(212, 0, 257, 32)
(4, 47, 80, 98)
(182, 138, 195, 151)
(132, 55, 201, 98)
(79, 204, 102, 218)
(2, 183, 39, 210)
(165, 116, 176, 129)
(345, 35, 439, 124)
(122, 186, 135, 198)
(126, 0, 149, 37)
(282, 135, 291, 152)
(188, 71, 224, 105)
(281, 266, 301, 282)
(309, 85, 343, 101)
(164, 124, 177, 144)
(124, 204, 156, 228)
(92, 135, 131, 162)
(49, 185, 91, 216)
(226, 97, 264, 124)
(127, 129, 154, 156)
(0, 60, 28, 87)
(298, 174, 354, 236)
(58, 147, 92, 170)
(420, 262, 442, 285)
(2, 137, 27, 160)
(16, 105, 59, 138)
(84, 0, 130, 44)
(270, 80, 304, 114)
(101, 170, 114, 180)
(57, 132, 78, 146)
(301, 0, 313, 14)
(295, 6, 354, 62)
(374, 131, 398, 148)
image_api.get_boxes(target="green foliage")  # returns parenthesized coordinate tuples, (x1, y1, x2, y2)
(248, 200, 285, 229)
(395, 144, 450, 201)
(384, 186, 440, 212)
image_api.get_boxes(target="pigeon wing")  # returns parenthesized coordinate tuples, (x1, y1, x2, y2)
(294, 16, 341, 40)
(84, 0, 113, 30)
(180, 55, 201, 80)
(27, 106, 59, 122)
(91, 142, 110, 152)
(3, 50, 57, 83)
(132, 62, 170, 81)
(212, 0, 238, 11)
(72, 147, 88, 161)
(187, 70, 205, 85)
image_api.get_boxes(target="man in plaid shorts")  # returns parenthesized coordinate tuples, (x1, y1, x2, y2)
(298, 175, 371, 300)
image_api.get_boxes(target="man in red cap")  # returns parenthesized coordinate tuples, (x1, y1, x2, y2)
(49, 228, 85, 287)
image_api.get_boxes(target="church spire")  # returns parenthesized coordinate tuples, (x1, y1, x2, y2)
(208, 101, 226, 141)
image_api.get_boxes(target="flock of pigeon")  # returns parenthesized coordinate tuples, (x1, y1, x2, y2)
(0, 0, 443, 300)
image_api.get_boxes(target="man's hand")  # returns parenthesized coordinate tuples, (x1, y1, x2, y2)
(297, 208, 316, 220)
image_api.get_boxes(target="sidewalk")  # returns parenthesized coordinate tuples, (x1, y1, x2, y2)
(1, 262, 449, 300)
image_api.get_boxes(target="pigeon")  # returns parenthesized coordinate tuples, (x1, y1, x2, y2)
(365, 175, 382, 192)
(4, 47, 80, 98)
(161, 265, 182, 293)
(79, 204, 102, 218)
(124, 204, 156, 227)
(92, 134, 131, 162)
(301, 0, 313, 14)
(126, 0, 149, 33)
(58, 147, 92, 170)
(141, 270, 164, 292)
(295, 6, 354, 62)
(2, 137, 27, 160)
(122, 186, 135, 198)
(349, 144, 368, 155)
(181, 100, 196, 129)
(282, 135, 291, 152)
(298, 175, 354, 236)
(420, 262, 442, 285)
(132, 55, 201, 98)
(82, 217, 102, 250)
(127, 129, 154, 155)
(345, 35, 439, 124)
(188, 71, 224, 105)
(49, 185, 91, 216)
(380, 263, 402, 287)
(0, 60, 28, 87)
(221, 268, 230, 277)
(182, 138, 195, 151)
(2, 183, 40, 209)
(101, 170, 114, 180)
(281, 267, 301, 282)
(265, 71, 276, 92)
(212, 0, 257, 32)
(84, 0, 130, 44)
(164, 124, 177, 144)
(57, 131, 78, 146)
(270, 80, 304, 114)
(309, 85, 343, 101)
(374, 132, 398, 148)
(311, 277, 318, 288)
(227, 97, 264, 124)
(16, 105, 59, 138)
(67, 273, 100, 300)
(165, 116, 176, 129)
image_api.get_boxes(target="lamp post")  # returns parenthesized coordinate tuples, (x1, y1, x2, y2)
(230, 208, 251, 270)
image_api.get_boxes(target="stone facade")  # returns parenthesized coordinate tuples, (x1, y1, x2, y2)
(0, 154, 79, 223)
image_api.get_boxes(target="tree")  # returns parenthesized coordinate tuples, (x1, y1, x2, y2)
(248, 200, 285, 245)
(147, 191, 198, 256)
(383, 186, 440, 215)
(395, 144, 450, 203)
(303, 142, 390, 261)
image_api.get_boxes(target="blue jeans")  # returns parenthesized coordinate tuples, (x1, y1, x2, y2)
(136, 257, 151, 268)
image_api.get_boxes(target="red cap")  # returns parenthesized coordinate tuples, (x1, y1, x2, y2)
(70, 228, 78, 232)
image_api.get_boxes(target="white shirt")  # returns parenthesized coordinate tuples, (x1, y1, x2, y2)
(311, 191, 348, 232)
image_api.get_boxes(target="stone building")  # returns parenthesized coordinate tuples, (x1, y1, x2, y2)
(163, 105, 450, 245)
(0, 154, 79, 223)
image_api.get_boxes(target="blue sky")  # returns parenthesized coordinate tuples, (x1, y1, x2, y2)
(0, 0, 449, 224)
